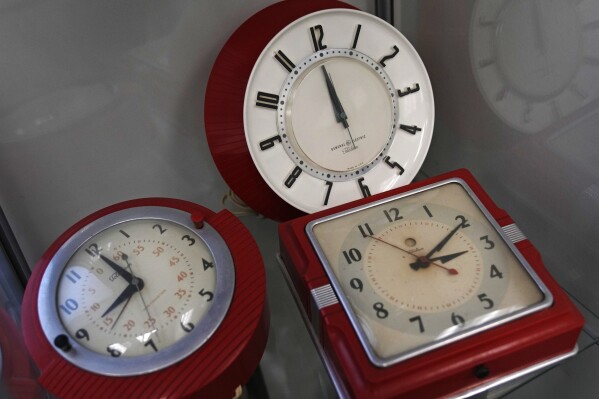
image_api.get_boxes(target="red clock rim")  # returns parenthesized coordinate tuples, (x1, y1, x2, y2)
(21, 198, 268, 399)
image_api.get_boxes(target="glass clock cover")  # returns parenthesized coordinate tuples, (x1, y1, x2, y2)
(23, 199, 268, 399)
(37, 207, 234, 375)
(307, 179, 552, 366)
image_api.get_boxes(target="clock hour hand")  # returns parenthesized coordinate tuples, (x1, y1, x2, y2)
(321, 65, 349, 127)
(321, 65, 357, 149)
(428, 250, 469, 264)
(410, 223, 463, 270)
(101, 279, 145, 318)
(367, 235, 458, 275)
(100, 254, 134, 284)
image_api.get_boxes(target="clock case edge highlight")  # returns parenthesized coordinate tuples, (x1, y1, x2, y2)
(22, 198, 268, 399)
(278, 168, 584, 399)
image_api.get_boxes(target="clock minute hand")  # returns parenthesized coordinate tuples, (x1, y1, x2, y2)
(101, 279, 144, 318)
(410, 223, 464, 270)
(367, 235, 458, 275)
(321, 65, 347, 124)
(321, 65, 357, 150)
(121, 253, 157, 334)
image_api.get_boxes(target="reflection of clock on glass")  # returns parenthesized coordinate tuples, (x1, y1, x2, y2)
(22, 198, 268, 399)
(206, 1, 434, 220)
(279, 169, 583, 398)
(470, 0, 599, 134)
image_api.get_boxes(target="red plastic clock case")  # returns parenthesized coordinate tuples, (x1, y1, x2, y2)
(278, 168, 584, 399)
(21, 198, 268, 399)
(204, 0, 356, 222)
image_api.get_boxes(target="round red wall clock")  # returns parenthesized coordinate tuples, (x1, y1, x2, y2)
(21, 198, 268, 399)
(278, 168, 584, 399)
(205, 0, 434, 221)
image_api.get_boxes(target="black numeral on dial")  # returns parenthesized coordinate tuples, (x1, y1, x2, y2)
(399, 124, 422, 135)
(478, 293, 494, 309)
(259, 135, 281, 151)
(284, 166, 302, 188)
(153, 224, 167, 234)
(310, 25, 327, 51)
(181, 321, 195, 333)
(373, 302, 389, 319)
(419, 206, 432, 218)
(358, 177, 371, 197)
(350, 278, 363, 292)
(397, 83, 420, 97)
(383, 207, 403, 222)
(480, 235, 495, 249)
(490, 264, 503, 279)
(343, 248, 362, 264)
(256, 91, 279, 109)
(324, 181, 333, 206)
(351, 24, 362, 49)
(202, 258, 214, 271)
(357, 223, 373, 237)
(199, 288, 214, 302)
(85, 243, 101, 257)
(451, 312, 465, 326)
(383, 156, 405, 175)
(379, 45, 399, 67)
(274, 50, 295, 72)
(409, 315, 425, 333)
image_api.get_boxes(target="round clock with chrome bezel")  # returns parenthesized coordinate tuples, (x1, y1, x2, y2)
(22, 198, 268, 399)
(206, 2, 434, 220)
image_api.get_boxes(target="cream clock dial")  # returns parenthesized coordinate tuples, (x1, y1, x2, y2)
(245, 9, 434, 213)
(308, 179, 551, 365)
(38, 207, 234, 376)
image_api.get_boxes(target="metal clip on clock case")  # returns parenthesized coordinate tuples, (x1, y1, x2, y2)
(278, 168, 584, 399)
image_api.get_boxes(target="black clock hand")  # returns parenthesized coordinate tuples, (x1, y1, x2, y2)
(121, 253, 157, 334)
(101, 278, 145, 318)
(110, 293, 133, 330)
(367, 235, 458, 275)
(428, 250, 469, 264)
(99, 254, 133, 284)
(410, 223, 464, 270)
(321, 65, 357, 149)
(322, 65, 348, 126)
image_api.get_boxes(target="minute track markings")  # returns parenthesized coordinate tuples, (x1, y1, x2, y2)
(276, 49, 398, 182)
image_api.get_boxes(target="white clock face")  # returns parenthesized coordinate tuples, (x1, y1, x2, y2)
(470, 0, 599, 133)
(38, 207, 235, 376)
(308, 180, 551, 366)
(245, 9, 434, 213)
